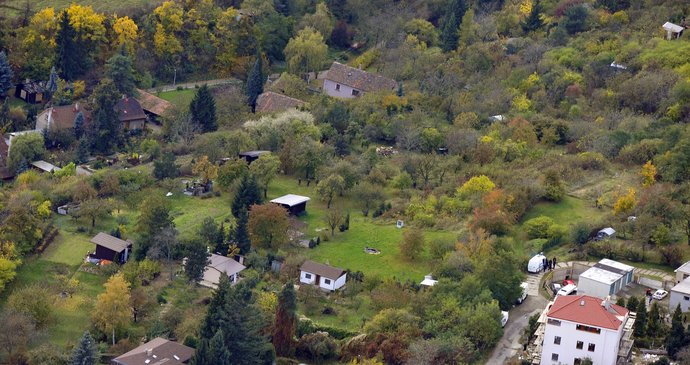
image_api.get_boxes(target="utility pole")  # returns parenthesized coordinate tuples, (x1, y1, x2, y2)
(173, 68, 177, 87)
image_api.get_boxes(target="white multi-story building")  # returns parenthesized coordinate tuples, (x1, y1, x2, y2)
(540, 295, 634, 365)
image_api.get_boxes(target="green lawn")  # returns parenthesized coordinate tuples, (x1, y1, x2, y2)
(4, 0, 162, 15)
(268, 175, 457, 281)
(167, 191, 233, 240)
(156, 89, 196, 110)
(522, 195, 606, 228)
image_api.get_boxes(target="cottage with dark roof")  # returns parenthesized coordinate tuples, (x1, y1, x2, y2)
(300, 260, 347, 291)
(256, 91, 305, 113)
(35, 103, 91, 132)
(115, 97, 147, 130)
(135, 89, 176, 122)
(322, 62, 397, 99)
(111, 337, 194, 365)
(14, 80, 47, 104)
(90, 232, 133, 264)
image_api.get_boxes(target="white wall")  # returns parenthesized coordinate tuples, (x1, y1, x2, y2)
(578, 277, 612, 299)
(670, 291, 690, 312)
(541, 319, 622, 365)
(323, 79, 361, 99)
(300, 270, 316, 285)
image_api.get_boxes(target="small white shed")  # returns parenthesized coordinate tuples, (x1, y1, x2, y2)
(663, 22, 684, 40)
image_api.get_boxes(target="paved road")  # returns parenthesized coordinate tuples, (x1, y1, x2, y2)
(148, 78, 240, 93)
(486, 274, 548, 365)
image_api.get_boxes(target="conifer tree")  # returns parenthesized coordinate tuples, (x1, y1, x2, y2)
(189, 339, 209, 365)
(246, 54, 264, 113)
(70, 331, 98, 365)
(521, 0, 544, 33)
(87, 79, 122, 154)
(648, 301, 661, 337)
(190, 85, 217, 132)
(272, 283, 297, 356)
(106, 49, 136, 96)
(184, 238, 210, 283)
(440, 0, 467, 52)
(667, 304, 687, 357)
(231, 174, 263, 218)
(234, 207, 251, 254)
(55, 11, 81, 80)
(74, 111, 85, 139)
(0, 51, 13, 95)
(634, 298, 647, 337)
(208, 329, 231, 365)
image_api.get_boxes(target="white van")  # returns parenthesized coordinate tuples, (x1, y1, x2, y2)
(527, 253, 547, 273)
(517, 282, 529, 304)
(501, 311, 509, 327)
(557, 284, 578, 296)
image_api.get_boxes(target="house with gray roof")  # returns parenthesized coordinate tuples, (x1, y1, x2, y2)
(200, 254, 246, 288)
(90, 232, 133, 264)
(300, 260, 347, 291)
(111, 337, 194, 365)
(322, 62, 397, 99)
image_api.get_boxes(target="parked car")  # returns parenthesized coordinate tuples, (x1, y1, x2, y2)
(557, 284, 578, 296)
(551, 283, 562, 295)
(563, 279, 575, 287)
(652, 289, 668, 300)
(501, 311, 509, 327)
(517, 282, 529, 304)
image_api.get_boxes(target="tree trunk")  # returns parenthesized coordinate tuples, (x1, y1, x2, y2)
(264, 188, 268, 199)
(91, 216, 95, 228)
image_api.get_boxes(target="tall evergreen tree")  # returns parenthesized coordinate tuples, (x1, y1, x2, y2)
(208, 329, 231, 365)
(185, 238, 210, 283)
(153, 151, 180, 180)
(626, 296, 639, 313)
(189, 339, 209, 365)
(190, 85, 217, 132)
(648, 301, 661, 337)
(87, 79, 122, 154)
(667, 304, 687, 357)
(0, 51, 13, 95)
(106, 50, 136, 96)
(246, 55, 264, 113)
(234, 207, 251, 254)
(440, 0, 467, 52)
(634, 298, 647, 337)
(55, 11, 81, 80)
(272, 283, 297, 357)
(74, 111, 85, 139)
(521, 0, 544, 33)
(231, 174, 263, 218)
(70, 331, 98, 365)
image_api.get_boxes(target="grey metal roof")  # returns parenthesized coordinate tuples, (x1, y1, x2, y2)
(90, 232, 131, 253)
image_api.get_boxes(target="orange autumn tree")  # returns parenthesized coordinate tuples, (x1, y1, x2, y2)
(471, 189, 516, 235)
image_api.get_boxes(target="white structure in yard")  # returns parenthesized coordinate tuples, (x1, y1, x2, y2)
(300, 260, 347, 291)
(662, 22, 684, 40)
(200, 254, 246, 288)
(528, 253, 547, 273)
(670, 261, 690, 312)
(420, 274, 438, 287)
(577, 259, 634, 298)
(322, 62, 397, 99)
(540, 295, 634, 365)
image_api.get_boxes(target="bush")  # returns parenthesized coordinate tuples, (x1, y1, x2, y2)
(297, 318, 357, 340)
(570, 222, 591, 244)
(296, 331, 338, 362)
(524, 216, 555, 239)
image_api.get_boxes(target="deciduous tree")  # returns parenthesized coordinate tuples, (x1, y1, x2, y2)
(316, 174, 345, 209)
(248, 204, 289, 250)
(250, 153, 280, 198)
(641, 160, 657, 188)
(400, 229, 425, 261)
(323, 207, 345, 237)
(93, 273, 131, 345)
(193, 155, 219, 186)
(284, 27, 328, 75)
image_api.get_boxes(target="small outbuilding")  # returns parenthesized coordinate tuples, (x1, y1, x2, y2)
(670, 278, 690, 312)
(90, 232, 133, 264)
(271, 194, 310, 215)
(200, 253, 246, 288)
(135, 89, 176, 122)
(238, 150, 269, 164)
(300, 260, 347, 291)
(420, 274, 438, 287)
(663, 22, 684, 40)
(255, 91, 305, 113)
(30, 160, 61, 173)
(596, 227, 616, 240)
(14, 80, 47, 104)
(578, 259, 634, 298)
(111, 337, 194, 365)
(675, 261, 690, 284)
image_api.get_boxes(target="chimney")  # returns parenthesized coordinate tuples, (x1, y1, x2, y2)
(601, 296, 611, 310)
(146, 348, 152, 356)
(580, 300, 585, 306)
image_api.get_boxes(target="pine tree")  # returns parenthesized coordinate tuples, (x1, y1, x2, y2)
(189, 85, 217, 132)
(106, 49, 136, 96)
(397, 83, 404, 97)
(634, 298, 647, 337)
(184, 238, 209, 283)
(521, 0, 544, 33)
(46, 66, 58, 94)
(234, 207, 251, 254)
(208, 329, 231, 365)
(272, 283, 297, 356)
(648, 302, 661, 337)
(189, 339, 209, 365)
(0, 51, 13, 95)
(153, 152, 180, 180)
(246, 54, 264, 113)
(667, 304, 687, 357)
(88, 79, 122, 154)
(231, 174, 263, 218)
(55, 10, 81, 80)
(626, 296, 639, 312)
(74, 111, 85, 139)
(70, 331, 98, 365)
(440, 13, 459, 52)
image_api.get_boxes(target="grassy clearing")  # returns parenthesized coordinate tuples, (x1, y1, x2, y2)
(156, 89, 196, 110)
(167, 190, 233, 240)
(4, 0, 162, 15)
(522, 195, 606, 228)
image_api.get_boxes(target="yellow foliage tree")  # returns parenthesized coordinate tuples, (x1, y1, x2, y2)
(93, 273, 131, 345)
(153, 1, 184, 57)
(613, 188, 636, 216)
(192, 155, 219, 185)
(66, 4, 106, 42)
(641, 160, 657, 188)
(519, 0, 533, 17)
(214, 7, 240, 71)
(457, 175, 496, 198)
(113, 16, 139, 54)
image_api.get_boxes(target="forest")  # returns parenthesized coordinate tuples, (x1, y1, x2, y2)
(0, 0, 689, 364)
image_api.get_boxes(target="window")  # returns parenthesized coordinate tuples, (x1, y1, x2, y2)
(324, 278, 331, 285)
(352, 89, 360, 96)
(588, 343, 596, 352)
(574, 359, 582, 365)
(551, 353, 559, 361)
(305, 273, 311, 279)
(576, 341, 583, 350)
(554, 336, 561, 345)
(547, 319, 561, 326)
(685, 296, 689, 301)
(576, 324, 601, 334)
(335, 84, 341, 91)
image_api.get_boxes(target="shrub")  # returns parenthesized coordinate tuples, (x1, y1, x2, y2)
(296, 331, 338, 362)
(524, 216, 555, 239)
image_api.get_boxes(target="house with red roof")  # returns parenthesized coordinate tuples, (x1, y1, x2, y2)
(539, 295, 634, 365)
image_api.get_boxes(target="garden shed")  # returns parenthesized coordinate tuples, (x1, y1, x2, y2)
(663, 22, 684, 40)
(90, 232, 133, 264)
(14, 80, 47, 104)
(238, 150, 269, 164)
(270, 194, 310, 215)
(300, 260, 347, 291)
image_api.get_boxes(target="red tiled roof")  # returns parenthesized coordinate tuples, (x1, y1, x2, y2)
(548, 295, 628, 330)
(135, 89, 176, 117)
(42, 104, 92, 130)
(256, 91, 305, 113)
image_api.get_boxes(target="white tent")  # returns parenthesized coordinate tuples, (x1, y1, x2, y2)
(528, 253, 547, 273)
